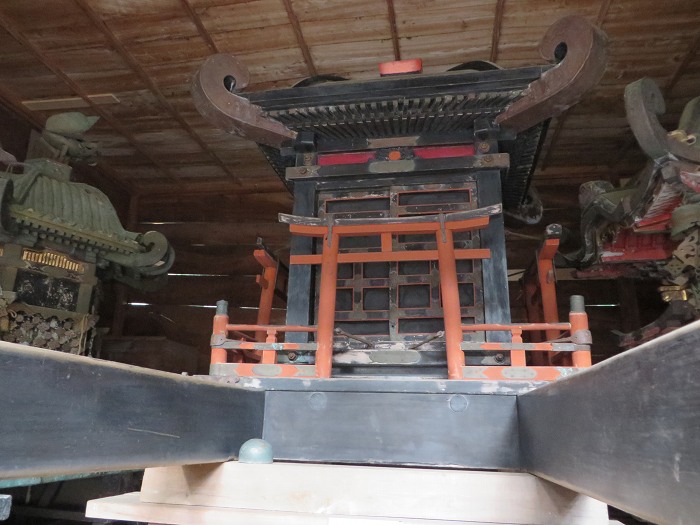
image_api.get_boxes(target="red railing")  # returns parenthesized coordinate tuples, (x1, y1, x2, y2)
(210, 208, 592, 381)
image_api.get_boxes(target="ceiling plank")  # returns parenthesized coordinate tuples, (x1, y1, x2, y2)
(0, 8, 180, 187)
(73, 0, 242, 188)
(386, 0, 401, 61)
(280, 0, 317, 77)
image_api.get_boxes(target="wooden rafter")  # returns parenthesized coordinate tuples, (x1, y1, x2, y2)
(0, 9, 179, 186)
(489, 0, 506, 63)
(280, 0, 317, 77)
(180, 0, 219, 54)
(74, 0, 242, 187)
(386, 0, 401, 61)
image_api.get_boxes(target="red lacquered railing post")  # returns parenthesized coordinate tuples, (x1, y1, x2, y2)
(211, 299, 229, 365)
(262, 329, 278, 364)
(436, 227, 465, 379)
(538, 237, 561, 342)
(254, 251, 278, 343)
(569, 295, 592, 367)
(510, 327, 526, 366)
(316, 232, 340, 378)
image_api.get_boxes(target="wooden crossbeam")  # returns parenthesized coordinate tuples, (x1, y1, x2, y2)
(291, 248, 490, 265)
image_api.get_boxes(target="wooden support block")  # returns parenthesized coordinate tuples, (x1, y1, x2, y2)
(87, 492, 622, 525)
(87, 462, 608, 525)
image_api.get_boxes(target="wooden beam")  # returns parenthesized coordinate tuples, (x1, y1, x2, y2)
(22, 93, 119, 111)
(74, 0, 242, 187)
(386, 0, 401, 61)
(280, 0, 317, 77)
(520, 321, 700, 525)
(0, 343, 265, 478)
(489, 0, 506, 63)
(180, 0, 219, 54)
(0, 8, 178, 184)
(291, 248, 491, 265)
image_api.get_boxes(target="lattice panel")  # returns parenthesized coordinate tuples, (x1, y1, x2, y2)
(316, 181, 485, 344)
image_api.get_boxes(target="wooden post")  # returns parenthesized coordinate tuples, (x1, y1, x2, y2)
(315, 232, 339, 378)
(253, 248, 279, 364)
(211, 300, 229, 366)
(510, 328, 526, 366)
(538, 238, 561, 342)
(436, 228, 465, 379)
(570, 295, 592, 367)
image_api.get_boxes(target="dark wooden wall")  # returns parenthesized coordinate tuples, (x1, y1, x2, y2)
(0, 98, 31, 159)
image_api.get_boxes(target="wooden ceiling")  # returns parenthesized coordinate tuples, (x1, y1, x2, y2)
(0, 0, 695, 365)
(1, 0, 698, 292)
(0, 0, 697, 208)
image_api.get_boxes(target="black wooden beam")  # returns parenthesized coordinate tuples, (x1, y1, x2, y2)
(264, 390, 519, 469)
(284, 181, 316, 345)
(0, 342, 264, 479)
(518, 321, 700, 524)
(476, 170, 511, 342)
